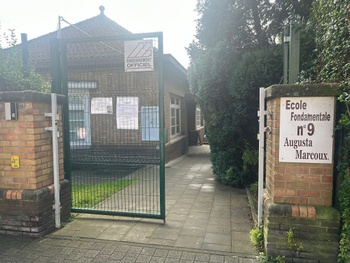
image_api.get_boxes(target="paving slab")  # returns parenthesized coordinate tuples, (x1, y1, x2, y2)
(52, 146, 257, 256)
(0, 235, 258, 262)
(0, 145, 258, 262)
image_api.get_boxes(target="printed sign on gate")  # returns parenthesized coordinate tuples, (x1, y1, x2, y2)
(124, 40, 154, 72)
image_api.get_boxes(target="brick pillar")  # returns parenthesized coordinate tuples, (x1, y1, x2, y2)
(263, 84, 340, 262)
(0, 91, 70, 237)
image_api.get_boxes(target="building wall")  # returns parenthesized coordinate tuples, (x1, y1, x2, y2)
(65, 59, 191, 162)
(264, 199, 340, 262)
(0, 92, 70, 237)
(0, 98, 64, 189)
(263, 84, 340, 262)
(187, 100, 205, 146)
(164, 70, 187, 136)
(68, 69, 159, 147)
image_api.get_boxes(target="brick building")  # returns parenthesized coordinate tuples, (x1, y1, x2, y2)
(22, 7, 204, 164)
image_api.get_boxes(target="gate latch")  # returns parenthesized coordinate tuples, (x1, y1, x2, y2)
(44, 113, 60, 137)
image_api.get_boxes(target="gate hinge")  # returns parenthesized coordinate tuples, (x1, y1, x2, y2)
(52, 204, 62, 210)
(45, 127, 60, 137)
(257, 110, 273, 117)
(257, 110, 267, 117)
(44, 113, 60, 120)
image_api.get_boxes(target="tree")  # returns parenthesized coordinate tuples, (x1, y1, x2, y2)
(0, 26, 49, 92)
(305, 1, 350, 261)
(187, 0, 316, 186)
(260, 0, 314, 39)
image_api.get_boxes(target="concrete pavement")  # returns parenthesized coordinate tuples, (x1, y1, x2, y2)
(0, 145, 258, 262)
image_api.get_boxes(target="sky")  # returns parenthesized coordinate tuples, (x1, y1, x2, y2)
(0, 0, 198, 68)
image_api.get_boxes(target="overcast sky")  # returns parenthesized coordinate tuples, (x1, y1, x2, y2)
(0, 0, 198, 68)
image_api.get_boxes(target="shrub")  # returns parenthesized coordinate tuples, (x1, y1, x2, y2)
(250, 226, 264, 252)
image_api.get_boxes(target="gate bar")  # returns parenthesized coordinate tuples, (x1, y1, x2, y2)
(157, 32, 166, 222)
(52, 93, 61, 228)
(258, 87, 266, 226)
(44, 93, 61, 228)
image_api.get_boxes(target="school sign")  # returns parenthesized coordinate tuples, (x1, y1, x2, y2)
(279, 97, 335, 163)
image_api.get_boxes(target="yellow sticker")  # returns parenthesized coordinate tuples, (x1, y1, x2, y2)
(11, 156, 20, 169)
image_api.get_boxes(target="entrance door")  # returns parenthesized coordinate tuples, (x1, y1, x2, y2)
(141, 106, 159, 141)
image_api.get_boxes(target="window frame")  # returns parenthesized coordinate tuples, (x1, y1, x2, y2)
(170, 96, 181, 137)
(68, 89, 91, 147)
(196, 106, 203, 128)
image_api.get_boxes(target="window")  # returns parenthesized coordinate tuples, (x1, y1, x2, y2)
(170, 96, 181, 137)
(68, 92, 91, 146)
(196, 107, 203, 128)
(68, 86, 91, 147)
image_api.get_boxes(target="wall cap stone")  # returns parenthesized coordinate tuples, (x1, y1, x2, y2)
(0, 180, 70, 202)
(0, 90, 66, 104)
(315, 205, 340, 221)
(265, 197, 340, 221)
(265, 198, 291, 216)
(265, 84, 339, 99)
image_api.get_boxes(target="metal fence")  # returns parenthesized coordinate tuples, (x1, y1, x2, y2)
(51, 33, 165, 220)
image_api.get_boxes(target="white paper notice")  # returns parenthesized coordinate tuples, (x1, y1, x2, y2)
(91, 97, 113, 114)
(116, 97, 139, 129)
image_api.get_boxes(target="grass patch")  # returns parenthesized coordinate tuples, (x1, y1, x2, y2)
(72, 179, 137, 208)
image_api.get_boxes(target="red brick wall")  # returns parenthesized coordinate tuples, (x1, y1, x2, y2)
(265, 93, 334, 206)
(0, 99, 64, 190)
(0, 92, 70, 237)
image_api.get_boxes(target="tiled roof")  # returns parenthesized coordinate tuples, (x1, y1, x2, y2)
(27, 10, 132, 64)
(9, 7, 186, 79)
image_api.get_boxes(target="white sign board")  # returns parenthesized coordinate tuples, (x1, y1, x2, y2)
(124, 40, 154, 72)
(91, 97, 113, 114)
(116, 97, 139, 129)
(279, 97, 335, 163)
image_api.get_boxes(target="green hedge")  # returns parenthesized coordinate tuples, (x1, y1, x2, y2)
(205, 45, 282, 186)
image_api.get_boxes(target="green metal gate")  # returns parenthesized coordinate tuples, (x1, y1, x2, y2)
(50, 33, 165, 220)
